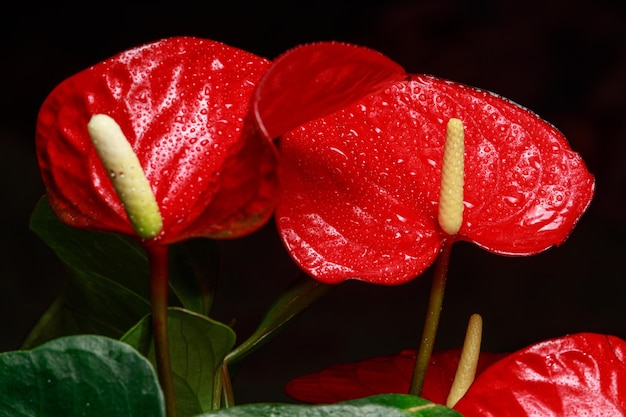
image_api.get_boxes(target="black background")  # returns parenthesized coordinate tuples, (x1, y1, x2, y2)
(1, 0, 625, 404)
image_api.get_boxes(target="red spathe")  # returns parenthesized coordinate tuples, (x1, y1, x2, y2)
(455, 332, 626, 416)
(276, 74, 595, 284)
(37, 36, 278, 244)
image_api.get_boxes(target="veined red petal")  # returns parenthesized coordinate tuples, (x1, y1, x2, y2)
(454, 333, 626, 416)
(409, 76, 595, 256)
(276, 75, 594, 284)
(36, 37, 278, 244)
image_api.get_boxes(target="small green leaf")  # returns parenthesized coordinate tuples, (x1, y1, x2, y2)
(122, 307, 236, 416)
(0, 335, 165, 417)
(195, 394, 462, 416)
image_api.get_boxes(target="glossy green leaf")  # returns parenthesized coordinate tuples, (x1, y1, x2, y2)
(26, 196, 219, 347)
(0, 335, 165, 417)
(196, 394, 461, 416)
(122, 307, 236, 416)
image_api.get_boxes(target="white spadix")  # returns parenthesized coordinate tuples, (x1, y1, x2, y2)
(88, 114, 163, 239)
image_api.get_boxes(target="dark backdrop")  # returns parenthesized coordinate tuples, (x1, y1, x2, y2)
(1, 0, 625, 404)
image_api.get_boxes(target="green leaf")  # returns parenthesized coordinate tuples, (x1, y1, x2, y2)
(26, 196, 218, 347)
(25, 196, 154, 347)
(30, 195, 151, 297)
(122, 307, 236, 416)
(0, 335, 165, 417)
(195, 394, 462, 416)
(22, 268, 152, 348)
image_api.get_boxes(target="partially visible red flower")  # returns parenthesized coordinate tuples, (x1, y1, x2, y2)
(454, 333, 626, 416)
(269, 56, 595, 284)
(37, 36, 278, 244)
(285, 349, 505, 406)
(285, 333, 626, 416)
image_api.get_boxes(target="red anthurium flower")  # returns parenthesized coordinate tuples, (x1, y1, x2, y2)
(36, 36, 278, 244)
(454, 333, 626, 416)
(272, 64, 595, 284)
(285, 349, 506, 406)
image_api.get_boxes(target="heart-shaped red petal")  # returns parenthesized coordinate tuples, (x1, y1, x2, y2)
(454, 333, 626, 416)
(276, 75, 594, 284)
(37, 37, 278, 244)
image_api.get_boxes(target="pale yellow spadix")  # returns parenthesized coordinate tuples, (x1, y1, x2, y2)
(438, 118, 465, 235)
(87, 114, 163, 239)
(446, 313, 483, 408)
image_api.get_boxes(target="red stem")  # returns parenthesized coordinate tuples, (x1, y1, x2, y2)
(220, 361, 235, 408)
(409, 239, 454, 396)
(146, 244, 177, 417)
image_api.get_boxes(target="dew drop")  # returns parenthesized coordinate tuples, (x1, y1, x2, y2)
(503, 194, 521, 206)
(211, 58, 225, 70)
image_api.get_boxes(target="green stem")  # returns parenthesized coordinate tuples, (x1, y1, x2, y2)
(409, 239, 454, 396)
(146, 244, 177, 417)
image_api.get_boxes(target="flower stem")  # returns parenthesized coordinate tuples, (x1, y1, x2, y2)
(409, 239, 454, 396)
(146, 244, 177, 417)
